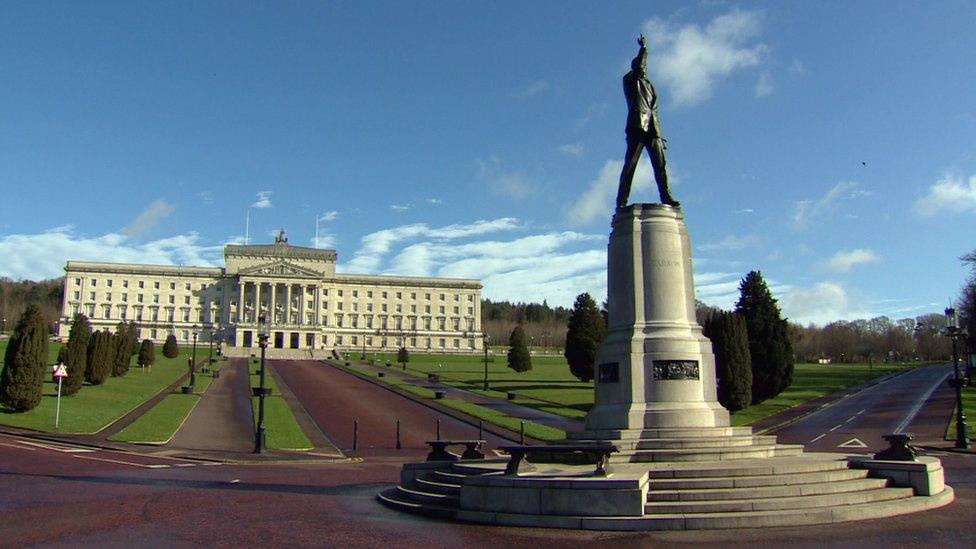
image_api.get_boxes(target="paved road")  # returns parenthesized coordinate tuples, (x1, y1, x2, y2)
(1, 430, 974, 547)
(168, 358, 255, 452)
(771, 364, 953, 453)
(273, 360, 515, 458)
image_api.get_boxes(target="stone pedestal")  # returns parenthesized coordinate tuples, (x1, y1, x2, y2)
(583, 204, 729, 433)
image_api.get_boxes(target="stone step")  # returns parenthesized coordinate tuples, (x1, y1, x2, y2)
(415, 476, 461, 496)
(647, 467, 870, 490)
(432, 469, 471, 483)
(452, 488, 955, 531)
(646, 486, 914, 514)
(647, 477, 890, 502)
(621, 444, 804, 462)
(377, 488, 457, 520)
(567, 426, 755, 441)
(395, 485, 459, 506)
(631, 435, 779, 450)
(645, 455, 848, 478)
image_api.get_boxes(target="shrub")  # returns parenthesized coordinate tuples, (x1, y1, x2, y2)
(0, 304, 49, 411)
(565, 293, 605, 382)
(506, 325, 532, 372)
(162, 334, 179, 359)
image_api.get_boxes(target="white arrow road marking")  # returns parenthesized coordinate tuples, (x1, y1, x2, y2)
(837, 438, 868, 449)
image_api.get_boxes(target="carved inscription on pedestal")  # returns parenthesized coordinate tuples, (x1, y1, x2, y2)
(652, 360, 699, 380)
(598, 362, 620, 383)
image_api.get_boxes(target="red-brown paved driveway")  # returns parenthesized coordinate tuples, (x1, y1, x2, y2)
(272, 359, 514, 458)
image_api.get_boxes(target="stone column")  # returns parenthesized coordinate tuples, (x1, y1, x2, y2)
(582, 204, 728, 433)
(285, 283, 292, 324)
(268, 282, 276, 324)
(314, 286, 321, 326)
(299, 284, 306, 325)
(255, 282, 262, 323)
(238, 280, 245, 323)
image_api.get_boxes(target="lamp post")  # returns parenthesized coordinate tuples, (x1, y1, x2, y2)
(190, 324, 198, 385)
(483, 333, 491, 391)
(254, 315, 270, 453)
(944, 307, 970, 449)
(361, 331, 366, 360)
(206, 326, 215, 373)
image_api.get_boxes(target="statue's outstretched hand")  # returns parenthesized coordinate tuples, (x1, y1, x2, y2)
(638, 34, 646, 48)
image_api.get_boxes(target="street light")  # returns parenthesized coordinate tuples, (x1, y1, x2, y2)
(254, 315, 271, 453)
(483, 333, 491, 391)
(361, 331, 366, 360)
(944, 307, 970, 449)
(191, 323, 199, 383)
(206, 325, 215, 374)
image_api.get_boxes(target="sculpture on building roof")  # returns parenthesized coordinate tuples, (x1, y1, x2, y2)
(275, 228, 288, 244)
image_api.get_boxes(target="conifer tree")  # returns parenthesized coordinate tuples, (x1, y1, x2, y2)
(138, 339, 155, 372)
(397, 346, 409, 366)
(734, 271, 794, 404)
(63, 314, 92, 395)
(0, 304, 49, 412)
(85, 331, 113, 385)
(703, 311, 752, 412)
(564, 293, 605, 382)
(506, 324, 532, 372)
(111, 331, 130, 377)
(126, 322, 139, 356)
(162, 334, 179, 359)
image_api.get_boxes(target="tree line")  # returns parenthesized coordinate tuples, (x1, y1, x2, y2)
(0, 311, 163, 413)
(0, 278, 63, 333)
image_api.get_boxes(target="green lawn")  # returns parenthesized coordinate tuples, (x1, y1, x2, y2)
(341, 361, 566, 441)
(369, 352, 592, 419)
(247, 363, 312, 451)
(731, 362, 916, 426)
(109, 393, 200, 444)
(946, 383, 976, 441)
(0, 340, 196, 434)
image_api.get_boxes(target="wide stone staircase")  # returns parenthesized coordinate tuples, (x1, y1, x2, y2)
(378, 454, 953, 530)
(565, 426, 804, 462)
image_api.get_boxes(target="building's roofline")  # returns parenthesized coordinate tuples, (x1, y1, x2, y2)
(332, 273, 482, 289)
(65, 261, 224, 277)
(225, 243, 337, 261)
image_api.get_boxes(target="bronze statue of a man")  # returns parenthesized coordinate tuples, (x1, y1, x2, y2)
(616, 34, 679, 209)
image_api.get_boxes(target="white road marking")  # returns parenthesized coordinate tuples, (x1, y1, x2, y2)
(845, 416, 856, 423)
(0, 441, 36, 451)
(829, 424, 842, 432)
(857, 409, 866, 415)
(838, 438, 868, 449)
(16, 440, 94, 453)
(174, 463, 195, 467)
(229, 479, 240, 484)
(72, 455, 170, 468)
(894, 370, 952, 434)
(810, 434, 826, 443)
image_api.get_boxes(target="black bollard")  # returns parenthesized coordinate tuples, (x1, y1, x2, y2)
(479, 419, 484, 441)
(396, 419, 401, 450)
(436, 419, 441, 440)
(353, 419, 359, 451)
(520, 421, 525, 445)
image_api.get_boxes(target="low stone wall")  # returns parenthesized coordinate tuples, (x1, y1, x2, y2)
(459, 471, 649, 517)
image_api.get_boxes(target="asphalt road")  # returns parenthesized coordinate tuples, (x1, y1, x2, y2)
(272, 359, 515, 458)
(771, 364, 953, 453)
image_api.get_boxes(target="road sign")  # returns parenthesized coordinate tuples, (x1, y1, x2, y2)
(837, 438, 868, 449)
(53, 364, 68, 378)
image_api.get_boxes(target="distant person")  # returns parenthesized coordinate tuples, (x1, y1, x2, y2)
(616, 34, 679, 209)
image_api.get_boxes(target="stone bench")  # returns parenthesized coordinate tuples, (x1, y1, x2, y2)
(498, 443, 619, 476)
(426, 440, 486, 462)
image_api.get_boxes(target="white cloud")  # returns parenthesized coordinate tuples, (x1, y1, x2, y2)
(513, 79, 550, 98)
(754, 71, 774, 98)
(343, 218, 522, 274)
(558, 143, 585, 156)
(825, 248, 881, 273)
(251, 191, 273, 209)
(425, 198, 443, 205)
(791, 181, 867, 230)
(789, 58, 807, 76)
(698, 234, 760, 252)
(566, 159, 654, 226)
(0, 226, 221, 280)
(733, 208, 754, 214)
(318, 211, 340, 222)
(914, 173, 976, 216)
(641, 10, 768, 106)
(476, 157, 535, 198)
(123, 199, 176, 237)
(780, 282, 873, 326)
(199, 191, 214, 203)
(575, 102, 608, 127)
(390, 203, 412, 212)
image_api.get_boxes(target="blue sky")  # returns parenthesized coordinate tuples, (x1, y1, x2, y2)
(1, 1, 974, 325)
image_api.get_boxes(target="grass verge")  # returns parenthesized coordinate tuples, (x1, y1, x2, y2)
(946, 383, 976, 440)
(109, 393, 199, 444)
(0, 345, 197, 434)
(246, 363, 313, 451)
(340, 361, 565, 441)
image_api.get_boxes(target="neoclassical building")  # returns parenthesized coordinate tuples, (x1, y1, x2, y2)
(59, 232, 483, 356)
